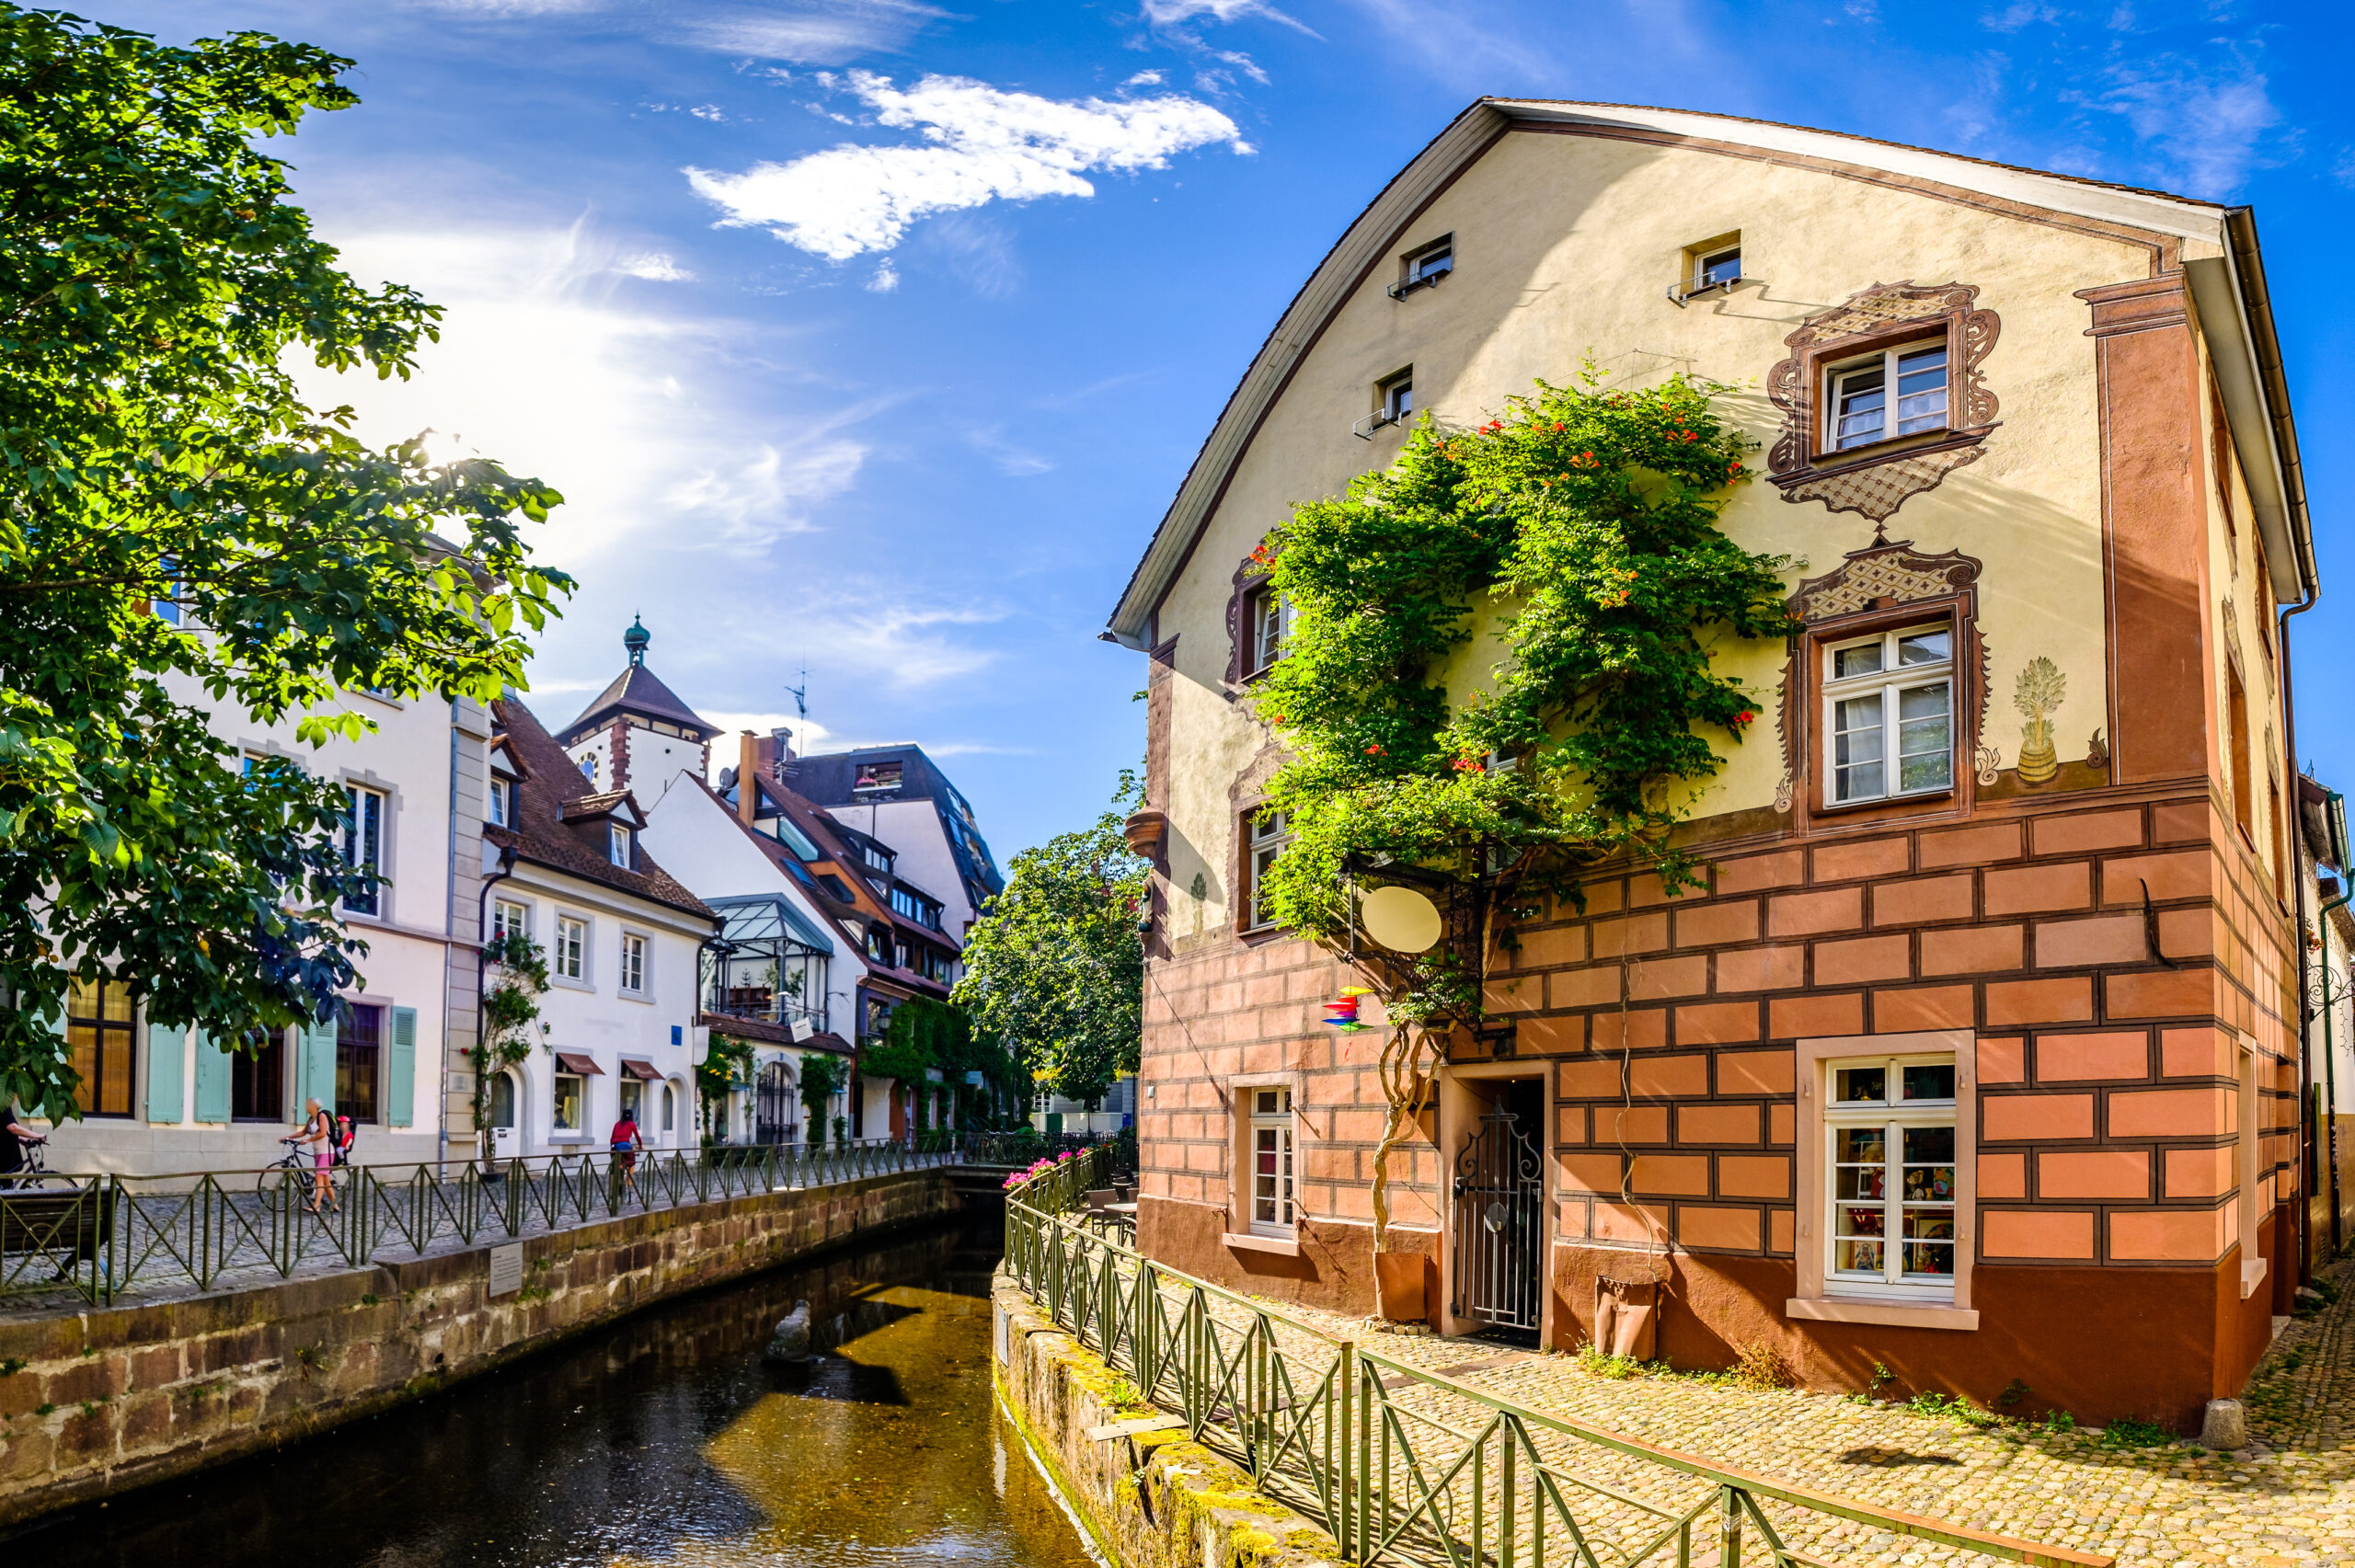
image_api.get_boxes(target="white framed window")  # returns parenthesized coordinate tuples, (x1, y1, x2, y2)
(1379, 368, 1414, 425)
(1821, 624, 1953, 806)
(619, 932, 647, 996)
(1248, 1085, 1295, 1236)
(1243, 584, 1292, 678)
(1694, 244, 1741, 291)
(488, 776, 511, 828)
(1828, 341, 1948, 452)
(609, 822, 633, 867)
(1245, 809, 1291, 931)
(342, 784, 385, 917)
(555, 915, 587, 982)
(490, 899, 527, 945)
(1823, 1054, 1958, 1299)
(553, 1071, 583, 1133)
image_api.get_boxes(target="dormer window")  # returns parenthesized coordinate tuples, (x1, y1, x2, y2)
(1829, 343, 1949, 452)
(488, 777, 512, 829)
(608, 823, 633, 867)
(854, 761, 902, 793)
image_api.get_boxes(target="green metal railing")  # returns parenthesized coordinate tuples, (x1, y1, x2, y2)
(0, 1137, 954, 1307)
(1003, 1148, 2112, 1568)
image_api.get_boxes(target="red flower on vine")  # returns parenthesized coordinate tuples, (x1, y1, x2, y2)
(1365, 743, 1385, 756)
(1735, 710, 1755, 727)
(1452, 757, 1482, 773)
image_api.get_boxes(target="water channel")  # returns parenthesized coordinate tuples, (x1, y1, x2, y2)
(35, 1211, 1096, 1568)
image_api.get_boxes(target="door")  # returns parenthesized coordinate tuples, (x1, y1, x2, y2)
(1452, 1079, 1544, 1333)
(755, 1060, 795, 1145)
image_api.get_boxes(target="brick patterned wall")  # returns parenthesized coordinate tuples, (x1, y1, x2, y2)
(1139, 785, 2301, 1286)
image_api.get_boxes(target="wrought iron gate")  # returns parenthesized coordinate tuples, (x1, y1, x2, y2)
(754, 1061, 795, 1145)
(1452, 1105, 1543, 1330)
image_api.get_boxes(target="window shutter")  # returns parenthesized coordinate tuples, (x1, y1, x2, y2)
(302, 1013, 339, 1115)
(145, 1022, 186, 1125)
(192, 1030, 233, 1124)
(388, 1007, 417, 1127)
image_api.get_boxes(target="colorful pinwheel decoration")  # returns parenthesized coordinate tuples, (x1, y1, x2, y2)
(1323, 988, 1373, 1031)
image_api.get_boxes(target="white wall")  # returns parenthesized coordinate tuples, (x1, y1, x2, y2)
(53, 679, 461, 1175)
(826, 798, 976, 933)
(486, 863, 708, 1157)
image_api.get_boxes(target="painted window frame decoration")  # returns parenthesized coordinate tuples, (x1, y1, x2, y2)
(1765, 280, 2000, 525)
(1820, 623, 1956, 807)
(1775, 539, 1990, 821)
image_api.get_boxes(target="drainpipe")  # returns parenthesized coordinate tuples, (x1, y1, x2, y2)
(2316, 789, 2349, 1255)
(475, 840, 519, 1162)
(2283, 590, 2321, 1288)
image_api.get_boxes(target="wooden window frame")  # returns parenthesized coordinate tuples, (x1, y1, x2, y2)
(1224, 1070, 1302, 1254)
(1823, 339, 1951, 454)
(65, 975, 136, 1120)
(1793, 598, 1974, 827)
(1820, 1051, 1960, 1299)
(1818, 622, 1958, 809)
(1790, 1028, 1978, 1332)
(1239, 807, 1292, 935)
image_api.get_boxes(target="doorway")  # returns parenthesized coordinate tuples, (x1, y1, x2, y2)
(755, 1060, 796, 1145)
(1451, 1076, 1545, 1337)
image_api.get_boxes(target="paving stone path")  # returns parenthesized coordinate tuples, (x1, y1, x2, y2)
(1258, 1255, 2355, 1567)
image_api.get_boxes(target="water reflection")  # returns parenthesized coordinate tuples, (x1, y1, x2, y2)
(35, 1215, 1093, 1568)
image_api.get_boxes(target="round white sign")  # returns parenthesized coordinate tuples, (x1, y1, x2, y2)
(1360, 885, 1442, 954)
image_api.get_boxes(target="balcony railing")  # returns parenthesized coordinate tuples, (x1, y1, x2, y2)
(705, 986, 829, 1036)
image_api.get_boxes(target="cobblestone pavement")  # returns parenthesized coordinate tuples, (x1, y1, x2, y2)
(1030, 1217, 2355, 1567)
(1259, 1255, 2355, 1567)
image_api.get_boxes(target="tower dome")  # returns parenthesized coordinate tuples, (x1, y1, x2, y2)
(623, 614, 650, 667)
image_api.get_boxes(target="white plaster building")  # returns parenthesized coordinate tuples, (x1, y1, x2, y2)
(53, 668, 486, 1176)
(478, 697, 718, 1159)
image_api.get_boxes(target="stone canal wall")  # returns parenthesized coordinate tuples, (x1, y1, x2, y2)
(991, 1273, 1344, 1568)
(0, 1168, 962, 1523)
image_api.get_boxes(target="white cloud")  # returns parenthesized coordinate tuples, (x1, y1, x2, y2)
(615, 251, 693, 280)
(963, 424, 1053, 476)
(736, 597, 1006, 691)
(684, 1, 948, 64)
(1123, 70, 1166, 86)
(684, 72, 1251, 259)
(866, 258, 901, 292)
(2096, 55, 2280, 195)
(296, 218, 871, 566)
(1141, 0, 1307, 29)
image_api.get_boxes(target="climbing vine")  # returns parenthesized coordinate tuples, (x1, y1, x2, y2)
(471, 931, 549, 1141)
(1248, 369, 1798, 1253)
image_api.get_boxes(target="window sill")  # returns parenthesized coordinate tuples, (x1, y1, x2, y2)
(1778, 427, 1982, 484)
(1786, 1296, 1977, 1332)
(618, 990, 653, 1005)
(551, 976, 594, 994)
(1816, 786, 1955, 816)
(2241, 1254, 2268, 1299)
(1223, 1230, 1301, 1258)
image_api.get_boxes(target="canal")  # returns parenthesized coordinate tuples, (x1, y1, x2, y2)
(32, 1211, 1096, 1568)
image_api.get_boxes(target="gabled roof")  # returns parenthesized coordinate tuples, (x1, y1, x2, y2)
(488, 698, 718, 925)
(1104, 97, 2312, 646)
(560, 790, 645, 828)
(560, 662, 717, 745)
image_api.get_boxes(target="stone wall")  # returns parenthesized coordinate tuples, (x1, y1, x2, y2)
(0, 1168, 959, 1523)
(991, 1273, 1341, 1568)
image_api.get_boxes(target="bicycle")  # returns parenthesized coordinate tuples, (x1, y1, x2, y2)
(0, 1136, 66, 1190)
(258, 1136, 346, 1213)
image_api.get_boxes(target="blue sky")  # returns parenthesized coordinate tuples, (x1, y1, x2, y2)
(96, 0, 2352, 864)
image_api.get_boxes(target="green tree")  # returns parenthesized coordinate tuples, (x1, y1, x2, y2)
(696, 1033, 755, 1141)
(0, 10, 569, 1115)
(798, 1052, 844, 1147)
(1250, 372, 1794, 1252)
(952, 778, 1146, 1105)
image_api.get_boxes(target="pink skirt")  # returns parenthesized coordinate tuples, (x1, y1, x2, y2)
(315, 1148, 333, 1170)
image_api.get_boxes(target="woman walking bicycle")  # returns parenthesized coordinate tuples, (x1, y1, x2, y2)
(293, 1097, 339, 1214)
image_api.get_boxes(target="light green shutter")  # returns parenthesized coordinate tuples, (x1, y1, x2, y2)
(387, 1007, 417, 1127)
(301, 1012, 339, 1116)
(192, 1030, 232, 1123)
(145, 1022, 185, 1125)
